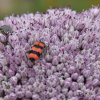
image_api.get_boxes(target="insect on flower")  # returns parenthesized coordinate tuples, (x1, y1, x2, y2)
(26, 41, 47, 64)
(0, 25, 13, 35)
(0, 25, 13, 46)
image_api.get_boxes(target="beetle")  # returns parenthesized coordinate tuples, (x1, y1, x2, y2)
(26, 41, 47, 64)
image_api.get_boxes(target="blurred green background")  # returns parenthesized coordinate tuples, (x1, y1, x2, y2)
(0, 0, 100, 19)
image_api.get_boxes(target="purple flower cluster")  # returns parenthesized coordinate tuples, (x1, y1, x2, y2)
(0, 7, 100, 100)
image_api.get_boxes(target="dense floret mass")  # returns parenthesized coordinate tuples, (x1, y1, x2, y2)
(0, 7, 100, 100)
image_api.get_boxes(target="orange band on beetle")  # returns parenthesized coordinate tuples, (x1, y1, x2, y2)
(39, 42, 45, 47)
(34, 41, 40, 45)
(27, 53, 39, 60)
(32, 47, 42, 53)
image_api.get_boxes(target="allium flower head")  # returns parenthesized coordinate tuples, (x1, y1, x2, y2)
(0, 7, 100, 99)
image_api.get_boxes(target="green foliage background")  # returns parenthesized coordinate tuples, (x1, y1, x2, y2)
(0, 0, 100, 19)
